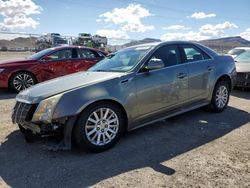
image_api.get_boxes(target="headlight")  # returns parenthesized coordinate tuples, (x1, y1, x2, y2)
(0, 68, 5, 73)
(32, 94, 62, 123)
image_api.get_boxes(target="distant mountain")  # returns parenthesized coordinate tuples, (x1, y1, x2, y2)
(124, 38, 161, 47)
(199, 36, 250, 53)
(0, 37, 37, 49)
(123, 36, 250, 53)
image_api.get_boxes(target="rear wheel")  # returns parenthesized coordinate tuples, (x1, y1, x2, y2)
(10, 72, 37, 92)
(209, 81, 230, 112)
(73, 102, 125, 152)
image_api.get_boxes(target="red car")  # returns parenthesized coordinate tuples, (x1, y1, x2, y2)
(0, 46, 107, 92)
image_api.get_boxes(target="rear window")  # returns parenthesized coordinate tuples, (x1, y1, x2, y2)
(181, 44, 210, 63)
(78, 49, 101, 59)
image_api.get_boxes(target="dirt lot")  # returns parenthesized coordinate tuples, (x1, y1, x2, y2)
(0, 52, 33, 61)
(0, 89, 249, 188)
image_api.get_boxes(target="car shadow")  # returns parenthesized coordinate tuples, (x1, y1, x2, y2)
(231, 88, 250, 100)
(0, 89, 16, 100)
(0, 105, 249, 187)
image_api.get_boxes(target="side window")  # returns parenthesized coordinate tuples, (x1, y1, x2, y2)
(46, 49, 72, 60)
(182, 45, 209, 63)
(78, 49, 100, 59)
(149, 45, 180, 67)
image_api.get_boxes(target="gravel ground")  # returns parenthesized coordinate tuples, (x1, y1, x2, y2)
(0, 52, 33, 61)
(0, 89, 249, 188)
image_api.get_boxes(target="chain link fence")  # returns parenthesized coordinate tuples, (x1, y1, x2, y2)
(0, 31, 248, 60)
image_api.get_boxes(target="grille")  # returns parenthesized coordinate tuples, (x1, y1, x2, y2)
(236, 72, 250, 87)
(12, 102, 37, 124)
(237, 72, 250, 81)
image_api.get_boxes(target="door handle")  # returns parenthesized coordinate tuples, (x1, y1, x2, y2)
(207, 66, 213, 71)
(177, 73, 187, 79)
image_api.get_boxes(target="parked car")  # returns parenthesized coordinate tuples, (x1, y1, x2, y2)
(0, 46, 107, 92)
(233, 49, 250, 88)
(12, 41, 236, 152)
(228, 47, 250, 58)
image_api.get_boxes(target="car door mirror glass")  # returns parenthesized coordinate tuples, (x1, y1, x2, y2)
(41, 56, 52, 61)
(145, 58, 164, 71)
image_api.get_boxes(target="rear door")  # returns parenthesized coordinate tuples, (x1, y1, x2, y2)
(179, 44, 214, 102)
(71, 48, 105, 72)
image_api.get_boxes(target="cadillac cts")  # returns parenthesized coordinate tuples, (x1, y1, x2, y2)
(12, 41, 236, 152)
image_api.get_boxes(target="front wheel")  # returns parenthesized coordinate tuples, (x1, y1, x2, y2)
(73, 103, 125, 152)
(209, 81, 230, 112)
(10, 72, 37, 92)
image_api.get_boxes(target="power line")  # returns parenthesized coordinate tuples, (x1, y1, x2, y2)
(116, 0, 250, 23)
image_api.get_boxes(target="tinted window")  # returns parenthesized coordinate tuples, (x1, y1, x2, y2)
(149, 45, 180, 67)
(182, 45, 209, 63)
(46, 49, 72, 60)
(78, 49, 100, 59)
(235, 51, 250, 62)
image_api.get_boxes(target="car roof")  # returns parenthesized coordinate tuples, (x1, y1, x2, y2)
(50, 45, 102, 51)
(128, 41, 208, 48)
(231, 47, 250, 50)
(126, 41, 218, 56)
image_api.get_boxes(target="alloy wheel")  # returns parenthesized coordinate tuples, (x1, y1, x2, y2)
(85, 108, 119, 146)
(13, 73, 35, 91)
(215, 85, 228, 109)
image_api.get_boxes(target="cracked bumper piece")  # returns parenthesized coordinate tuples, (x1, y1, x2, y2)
(12, 101, 76, 150)
(235, 72, 250, 88)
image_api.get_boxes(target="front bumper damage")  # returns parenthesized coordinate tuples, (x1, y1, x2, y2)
(235, 72, 250, 88)
(12, 101, 77, 150)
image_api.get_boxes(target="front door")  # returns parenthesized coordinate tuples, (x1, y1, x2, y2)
(41, 48, 73, 80)
(135, 44, 188, 121)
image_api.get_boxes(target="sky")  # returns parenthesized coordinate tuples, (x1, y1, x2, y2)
(0, 0, 250, 43)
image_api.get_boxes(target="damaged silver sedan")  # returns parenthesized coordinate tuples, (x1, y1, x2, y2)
(12, 41, 236, 152)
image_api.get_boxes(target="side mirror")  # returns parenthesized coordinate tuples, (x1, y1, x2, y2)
(144, 58, 164, 71)
(41, 56, 52, 61)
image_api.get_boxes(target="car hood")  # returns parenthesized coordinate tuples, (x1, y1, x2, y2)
(236, 62, 250, 72)
(17, 71, 125, 104)
(0, 59, 36, 67)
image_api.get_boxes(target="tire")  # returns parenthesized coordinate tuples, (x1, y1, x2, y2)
(18, 124, 37, 143)
(10, 72, 37, 92)
(209, 81, 230, 112)
(73, 102, 125, 152)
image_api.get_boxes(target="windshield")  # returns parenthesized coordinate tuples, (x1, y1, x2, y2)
(89, 46, 152, 72)
(228, 49, 246, 58)
(235, 50, 250, 63)
(27, 48, 54, 60)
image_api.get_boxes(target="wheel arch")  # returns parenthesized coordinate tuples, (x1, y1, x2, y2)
(215, 74, 232, 92)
